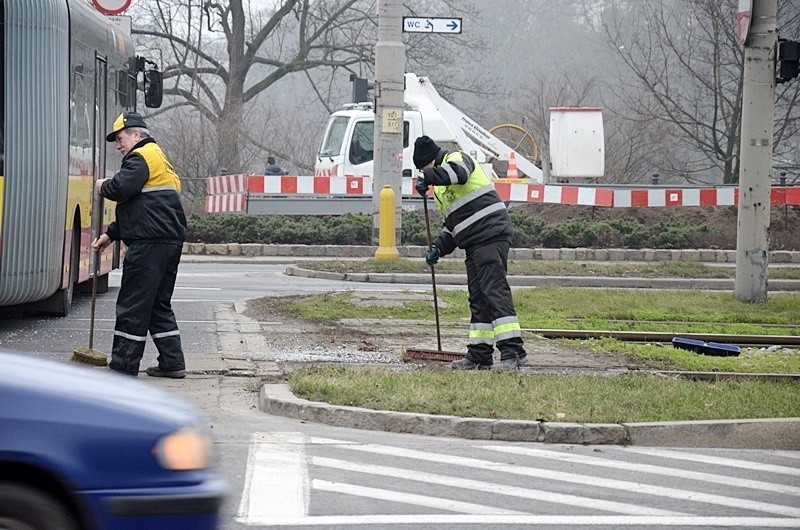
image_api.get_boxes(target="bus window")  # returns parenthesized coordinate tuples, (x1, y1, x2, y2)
(72, 69, 91, 149)
(116, 69, 129, 107)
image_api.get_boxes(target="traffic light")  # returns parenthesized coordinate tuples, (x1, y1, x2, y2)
(144, 69, 163, 108)
(350, 74, 374, 103)
(777, 39, 799, 84)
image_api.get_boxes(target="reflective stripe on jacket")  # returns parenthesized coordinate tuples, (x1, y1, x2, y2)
(426, 150, 512, 255)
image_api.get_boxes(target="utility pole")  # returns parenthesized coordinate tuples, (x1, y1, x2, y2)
(735, 0, 776, 303)
(372, 0, 406, 245)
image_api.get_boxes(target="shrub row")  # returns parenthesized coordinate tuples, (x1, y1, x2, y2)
(187, 210, 740, 249)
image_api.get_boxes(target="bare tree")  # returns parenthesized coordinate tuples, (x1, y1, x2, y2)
(601, 0, 800, 184)
(133, 0, 379, 177)
(131, 0, 485, 192)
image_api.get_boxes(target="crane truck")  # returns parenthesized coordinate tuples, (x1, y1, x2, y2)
(314, 73, 545, 183)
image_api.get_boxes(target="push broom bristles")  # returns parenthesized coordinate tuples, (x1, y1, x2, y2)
(70, 243, 107, 367)
(71, 347, 108, 366)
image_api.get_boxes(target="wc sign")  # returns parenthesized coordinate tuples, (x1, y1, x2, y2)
(403, 17, 462, 34)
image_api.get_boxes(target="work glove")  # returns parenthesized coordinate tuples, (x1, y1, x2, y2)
(415, 176, 429, 196)
(425, 246, 440, 267)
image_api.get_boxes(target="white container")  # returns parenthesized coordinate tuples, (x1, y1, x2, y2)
(549, 107, 604, 179)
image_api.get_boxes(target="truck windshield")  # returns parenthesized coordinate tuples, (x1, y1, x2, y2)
(319, 116, 349, 157)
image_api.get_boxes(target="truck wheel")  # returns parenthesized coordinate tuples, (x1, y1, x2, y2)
(0, 482, 78, 530)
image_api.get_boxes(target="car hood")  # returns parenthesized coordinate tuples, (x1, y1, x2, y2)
(0, 351, 200, 427)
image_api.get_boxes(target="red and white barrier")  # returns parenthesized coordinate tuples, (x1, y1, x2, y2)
(205, 193, 247, 213)
(613, 187, 739, 207)
(207, 174, 248, 195)
(247, 175, 372, 195)
(205, 174, 800, 212)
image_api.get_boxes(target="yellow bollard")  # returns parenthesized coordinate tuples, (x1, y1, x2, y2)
(374, 185, 400, 260)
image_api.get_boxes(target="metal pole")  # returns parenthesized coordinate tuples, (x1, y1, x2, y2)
(422, 193, 442, 351)
(372, 0, 406, 245)
(735, 0, 776, 303)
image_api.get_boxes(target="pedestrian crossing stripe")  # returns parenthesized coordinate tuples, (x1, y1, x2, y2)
(236, 432, 800, 527)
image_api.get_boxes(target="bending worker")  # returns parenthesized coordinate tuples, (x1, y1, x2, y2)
(92, 112, 188, 378)
(414, 135, 527, 371)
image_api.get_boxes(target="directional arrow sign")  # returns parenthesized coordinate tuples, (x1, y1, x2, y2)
(403, 17, 462, 34)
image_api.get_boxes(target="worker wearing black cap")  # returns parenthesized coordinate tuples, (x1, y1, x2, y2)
(92, 111, 188, 379)
(414, 135, 527, 370)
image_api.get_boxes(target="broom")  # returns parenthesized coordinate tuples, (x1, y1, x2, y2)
(404, 189, 464, 362)
(71, 187, 108, 366)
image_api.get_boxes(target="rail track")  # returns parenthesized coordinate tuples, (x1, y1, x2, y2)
(522, 328, 800, 348)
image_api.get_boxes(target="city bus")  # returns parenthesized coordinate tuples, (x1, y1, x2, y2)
(0, 0, 162, 316)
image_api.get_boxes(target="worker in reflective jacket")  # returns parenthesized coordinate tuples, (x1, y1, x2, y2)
(92, 112, 187, 379)
(413, 135, 527, 370)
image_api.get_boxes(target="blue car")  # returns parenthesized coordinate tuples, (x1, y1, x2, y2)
(0, 350, 227, 529)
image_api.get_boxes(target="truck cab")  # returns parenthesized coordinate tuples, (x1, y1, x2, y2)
(314, 73, 545, 182)
(316, 102, 425, 178)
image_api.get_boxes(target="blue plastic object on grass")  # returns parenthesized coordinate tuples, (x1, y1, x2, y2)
(672, 337, 741, 357)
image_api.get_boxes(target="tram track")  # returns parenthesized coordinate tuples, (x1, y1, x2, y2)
(523, 328, 800, 348)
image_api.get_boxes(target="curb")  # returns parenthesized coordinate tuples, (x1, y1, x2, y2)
(259, 384, 800, 449)
(285, 265, 800, 291)
(182, 243, 800, 264)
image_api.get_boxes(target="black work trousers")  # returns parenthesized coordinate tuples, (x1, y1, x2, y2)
(109, 241, 185, 376)
(464, 239, 526, 365)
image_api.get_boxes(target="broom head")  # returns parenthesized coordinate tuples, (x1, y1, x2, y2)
(71, 347, 108, 366)
(404, 348, 464, 362)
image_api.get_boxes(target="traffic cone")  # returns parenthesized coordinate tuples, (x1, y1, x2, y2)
(507, 152, 519, 178)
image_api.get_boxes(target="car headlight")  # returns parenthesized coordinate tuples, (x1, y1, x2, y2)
(154, 427, 212, 471)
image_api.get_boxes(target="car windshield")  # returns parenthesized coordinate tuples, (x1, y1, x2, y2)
(319, 116, 349, 157)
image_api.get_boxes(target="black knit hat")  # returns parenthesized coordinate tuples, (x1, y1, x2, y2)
(106, 112, 148, 142)
(413, 136, 440, 169)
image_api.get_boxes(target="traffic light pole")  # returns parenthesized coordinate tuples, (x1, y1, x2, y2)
(372, 0, 406, 245)
(735, 0, 777, 303)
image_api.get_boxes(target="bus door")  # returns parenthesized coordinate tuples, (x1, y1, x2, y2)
(90, 53, 107, 278)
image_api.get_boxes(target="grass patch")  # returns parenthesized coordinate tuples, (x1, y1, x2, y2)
(269, 266, 800, 422)
(298, 258, 800, 280)
(273, 288, 800, 334)
(260, 288, 800, 373)
(289, 366, 800, 423)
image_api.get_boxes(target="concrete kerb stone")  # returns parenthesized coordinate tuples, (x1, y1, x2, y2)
(282, 270, 798, 291)
(259, 384, 800, 448)
(182, 243, 800, 264)
(625, 418, 800, 450)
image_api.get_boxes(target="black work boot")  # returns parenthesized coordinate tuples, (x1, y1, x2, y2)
(450, 358, 491, 370)
(493, 355, 528, 371)
(145, 366, 187, 379)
